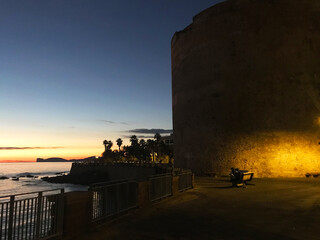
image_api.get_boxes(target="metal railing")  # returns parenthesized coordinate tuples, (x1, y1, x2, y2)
(90, 179, 138, 222)
(149, 174, 172, 202)
(178, 172, 193, 191)
(0, 189, 64, 240)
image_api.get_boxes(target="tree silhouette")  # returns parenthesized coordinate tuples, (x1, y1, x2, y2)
(99, 134, 173, 165)
(154, 133, 161, 143)
(102, 139, 113, 162)
(154, 133, 162, 161)
(116, 138, 123, 151)
(146, 139, 155, 162)
(139, 139, 146, 147)
(158, 141, 173, 165)
(123, 135, 139, 163)
(130, 135, 138, 146)
(103, 139, 108, 152)
(103, 139, 113, 151)
(106, 141, 113, 150)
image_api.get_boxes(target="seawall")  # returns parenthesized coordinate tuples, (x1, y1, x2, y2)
(70, 162, 172, 181)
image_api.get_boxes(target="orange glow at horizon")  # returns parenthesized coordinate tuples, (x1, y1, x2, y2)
(0, 126, 126, 162)
(0, 146, 103, 162)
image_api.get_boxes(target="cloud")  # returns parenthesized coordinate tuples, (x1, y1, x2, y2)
(122, 135, 156, 139)
(99, 120, 115, 124)
(98, 120, 129, 125)
(0, 147, 63, 150)
(127, 129, 173, 134)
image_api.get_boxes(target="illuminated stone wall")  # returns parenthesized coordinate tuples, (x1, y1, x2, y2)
(171, 0, 320, 177)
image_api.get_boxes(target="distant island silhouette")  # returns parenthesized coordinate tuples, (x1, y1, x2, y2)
(37, 156, 96, 162)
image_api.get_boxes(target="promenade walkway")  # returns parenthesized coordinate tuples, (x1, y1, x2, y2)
(79, 177, 320, 240)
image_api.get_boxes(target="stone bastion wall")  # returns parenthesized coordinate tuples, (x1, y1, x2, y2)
(70, 162, 171, 181)
(172, 0, 320, 177)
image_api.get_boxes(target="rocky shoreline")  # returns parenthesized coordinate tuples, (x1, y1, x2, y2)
(0, 171, 103, 185)
(0, 174, 40, 181)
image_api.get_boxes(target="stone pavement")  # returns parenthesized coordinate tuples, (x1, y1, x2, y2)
(78, 177, 320, 240)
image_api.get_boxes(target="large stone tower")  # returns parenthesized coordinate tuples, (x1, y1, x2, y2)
(172, 0, 320, 177)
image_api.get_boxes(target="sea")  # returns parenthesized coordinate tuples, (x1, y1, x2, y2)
(0, 162, 88, 197)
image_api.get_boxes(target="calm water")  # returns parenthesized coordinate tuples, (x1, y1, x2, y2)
(0, 162, 88, 196)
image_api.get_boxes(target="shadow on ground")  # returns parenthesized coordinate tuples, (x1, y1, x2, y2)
(79, 177, 320, 240)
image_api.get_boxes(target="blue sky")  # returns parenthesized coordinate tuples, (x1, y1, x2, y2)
(0, 0, 223, 161)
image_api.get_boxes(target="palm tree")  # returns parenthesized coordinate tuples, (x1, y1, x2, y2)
(139, 139, 146, 147)
(107, 140, 113, 150)
(103, 140, 108, 152)
(154, 133, 161, 143)
(139, 139, 151, 164)
(147, 139, 155, 162)
(154, 133, 161, 161)
(130, 135, 138, 146)
(103, 139, 113, 151)
(116, 138, 123, 151)
(102, 139, 113, 162)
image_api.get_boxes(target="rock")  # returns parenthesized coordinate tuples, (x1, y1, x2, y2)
(0, 176, 8, 180)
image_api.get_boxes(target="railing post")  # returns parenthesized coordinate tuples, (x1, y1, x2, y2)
(57, 189, 65, 235)
(116, 184, 120, 213)
(103, 188, 108, 218)
(170, 175, 173, 195)
(148, 177, 152, 201)
(8, 195, 15, 240)
(35, 192, 43, 239)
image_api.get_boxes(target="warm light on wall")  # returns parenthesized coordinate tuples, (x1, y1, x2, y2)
(228, 131, 320, 177)
(315, 117, 320, 127)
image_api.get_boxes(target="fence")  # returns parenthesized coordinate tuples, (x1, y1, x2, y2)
(90, 179, 138, 222)
(0, 189, 64, 240)
(0, 172, 193, 239)
(149, 174, 172, 202)
(178, 172, 193, 191)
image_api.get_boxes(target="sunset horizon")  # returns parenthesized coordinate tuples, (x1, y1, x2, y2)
(1, 0, 200, 162)
(1, 1, 320, 240)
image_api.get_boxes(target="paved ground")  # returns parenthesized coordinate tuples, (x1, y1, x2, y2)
(79, 177, 320, 240)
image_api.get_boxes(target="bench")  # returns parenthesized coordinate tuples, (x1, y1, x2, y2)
(230, 169, 254, 187)
(305, 172, 320, 178)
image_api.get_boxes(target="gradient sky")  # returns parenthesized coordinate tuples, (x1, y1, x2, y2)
(0, 0, 223, 161)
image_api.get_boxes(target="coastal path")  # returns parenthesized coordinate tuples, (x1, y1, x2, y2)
(78, 177, 320, 240)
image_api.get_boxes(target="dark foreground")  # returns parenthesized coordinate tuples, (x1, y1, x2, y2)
(79, 177, 320, 240)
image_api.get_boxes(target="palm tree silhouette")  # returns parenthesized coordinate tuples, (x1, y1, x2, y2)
(107, 140, 113, 150)
(154, 133, 161, 161)
(116, 138, 123, 151)
(103, 139, 113, 151)
(130, 135, 138, 146)
(103, 140, 108, 152)
(147, 139, 155, 162)
(154, 133, 161, 143)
